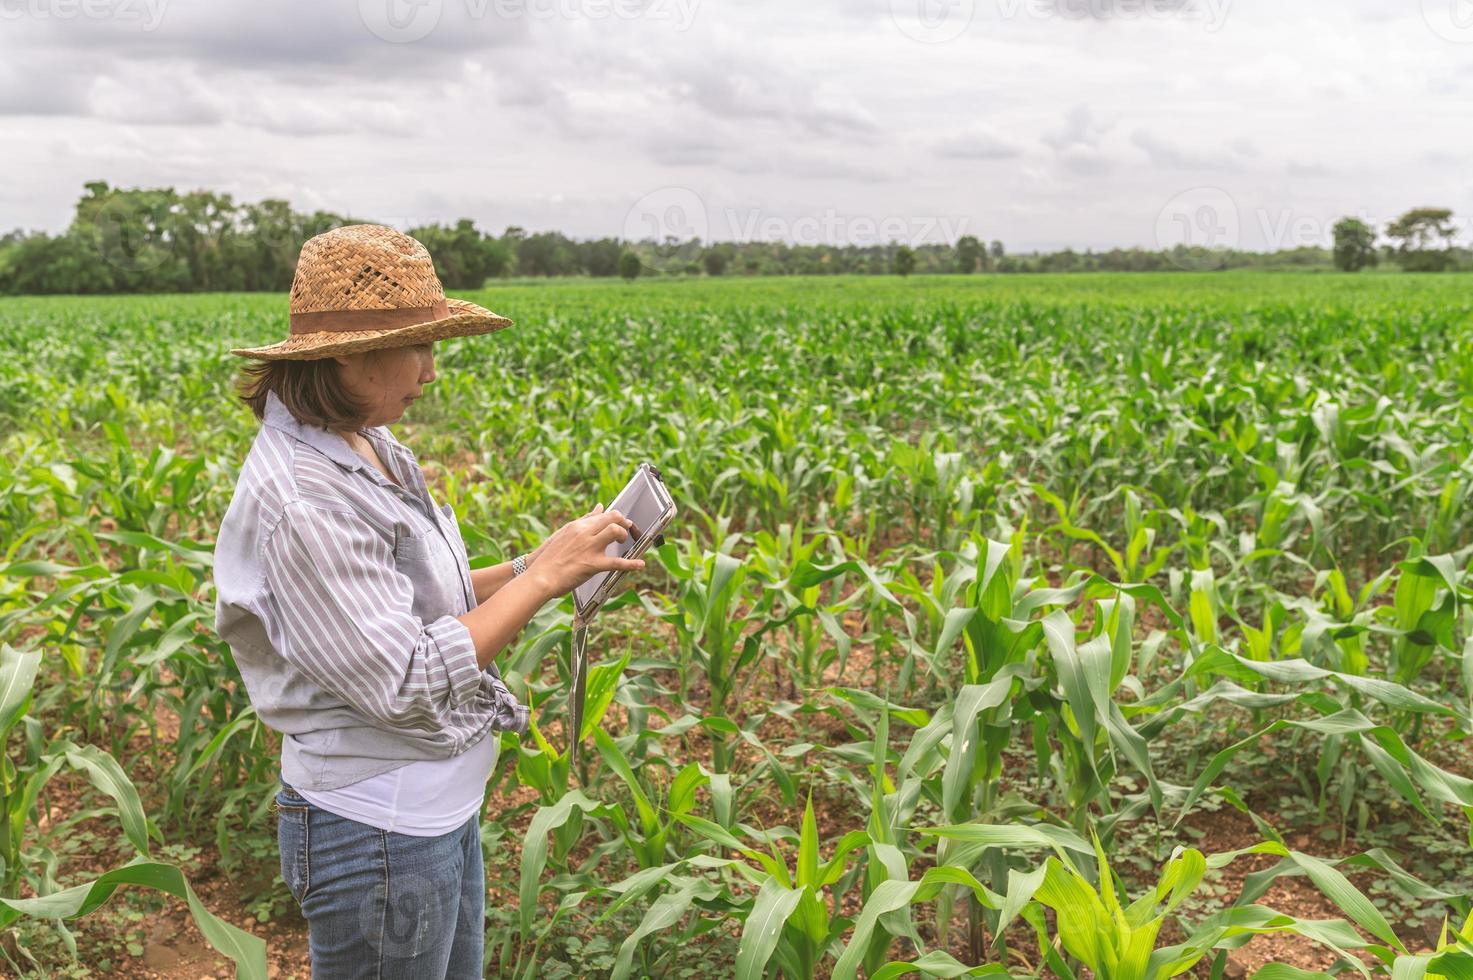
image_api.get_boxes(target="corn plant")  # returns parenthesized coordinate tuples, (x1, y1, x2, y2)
(748, 526, 863, 696)
(0, 644, 266, 978)
(640, 537, 800, 771)
(6, 274, 1473, 975)
(1022, 833, 1359, 979)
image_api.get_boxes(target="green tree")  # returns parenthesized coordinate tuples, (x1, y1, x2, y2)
(71, 181, 189, 292)
(618, 250, 641, 281)
(955, 235, 982, 273)
(237, 198, 307, 290)
(1386, 207, 1455, 272)
(516, 231, 579, 277)
(409, 219, 502, 289)
(702, 245, 732, 276)
(989, 240, 1005, 262)
(1331, 217, 1379, 272)
(893, 245, 916, 276)
(580, 238, 623, 277)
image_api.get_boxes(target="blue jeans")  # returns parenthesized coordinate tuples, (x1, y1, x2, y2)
(274, 776, 484, 979)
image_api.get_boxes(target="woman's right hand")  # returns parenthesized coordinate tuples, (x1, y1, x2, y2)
(527, 503, 646, 599)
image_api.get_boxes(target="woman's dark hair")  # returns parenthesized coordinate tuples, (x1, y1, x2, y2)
(236, 357, 375, 431)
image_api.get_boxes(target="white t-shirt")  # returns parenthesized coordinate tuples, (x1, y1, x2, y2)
(296, 727, 500, 836)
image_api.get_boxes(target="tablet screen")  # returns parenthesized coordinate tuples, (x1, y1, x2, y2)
(574, 467, 669, 609)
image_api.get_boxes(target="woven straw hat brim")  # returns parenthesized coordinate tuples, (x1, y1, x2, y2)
(230, 298, 512, 361)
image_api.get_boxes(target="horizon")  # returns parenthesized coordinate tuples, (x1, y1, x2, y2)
(5, 178, 1461, 260)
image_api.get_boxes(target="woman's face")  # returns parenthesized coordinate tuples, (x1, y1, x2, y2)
(333, 342, 436, 429)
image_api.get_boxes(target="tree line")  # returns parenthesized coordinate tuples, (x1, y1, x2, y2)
(0, 183, 1465, 295)
(1329, 209, 1465, 272)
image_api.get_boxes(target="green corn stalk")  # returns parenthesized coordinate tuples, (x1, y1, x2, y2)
(516, 650, 629, 802)
(1389, 553, 1459, 689)
(1019, 830, 1459, 979)
(593, 726, 709, 870)
(0, 644, 266, 979)
(514, 789, 611, 975)
(750, 526, 859, 695)
(641, 539, 790, 771)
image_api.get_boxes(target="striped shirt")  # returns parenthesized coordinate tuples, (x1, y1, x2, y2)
(212, 388, 529, 792)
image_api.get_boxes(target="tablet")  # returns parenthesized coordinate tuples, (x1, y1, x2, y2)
(573, 462, 676, 621)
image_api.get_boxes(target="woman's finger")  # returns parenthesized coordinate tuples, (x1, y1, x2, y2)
(594, 522, 630, 547)
(605, 556, 646, 572)
(588, 511, 631, 535)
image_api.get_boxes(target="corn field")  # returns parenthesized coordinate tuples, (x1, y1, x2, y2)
(1, 272, 1471, 978)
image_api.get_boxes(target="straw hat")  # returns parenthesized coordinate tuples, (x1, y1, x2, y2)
(229, 224, 512, 360)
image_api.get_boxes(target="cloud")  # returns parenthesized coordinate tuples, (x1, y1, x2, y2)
(1040, 105, 1116, 176)
(645, 131, 725, 167)
(235, 95, 420, 138)
(88, 68, 224, 126)
(0, 0, 1469, 251)
(0, 54, 93, 116)
(1230, 136, 1258, 158)
(1287, 160, 1332, 178)
(1042, 104, 1110, 153)
(1058, 146, 1113, 176)
(674, 63, 878, 138)
(1423, 149, 1467, 166)
(1130, 128, 1224, 170)
(935, 127, 1024, 160)
(1026, 0, 1196, 18)
(15, 1, 523, 74)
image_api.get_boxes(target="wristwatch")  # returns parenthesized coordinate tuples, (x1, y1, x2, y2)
(512, 554, 528, 577)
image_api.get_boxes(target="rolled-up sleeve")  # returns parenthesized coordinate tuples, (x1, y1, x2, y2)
(262, 499, 483, 734)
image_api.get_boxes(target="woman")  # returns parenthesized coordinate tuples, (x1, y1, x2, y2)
(212, 223, 645, 978)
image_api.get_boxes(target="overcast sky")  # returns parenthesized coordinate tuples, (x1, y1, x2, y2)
(2, 0, 1471, 252)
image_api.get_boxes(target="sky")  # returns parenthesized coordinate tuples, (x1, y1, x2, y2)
(1, 0, 1471, 252)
